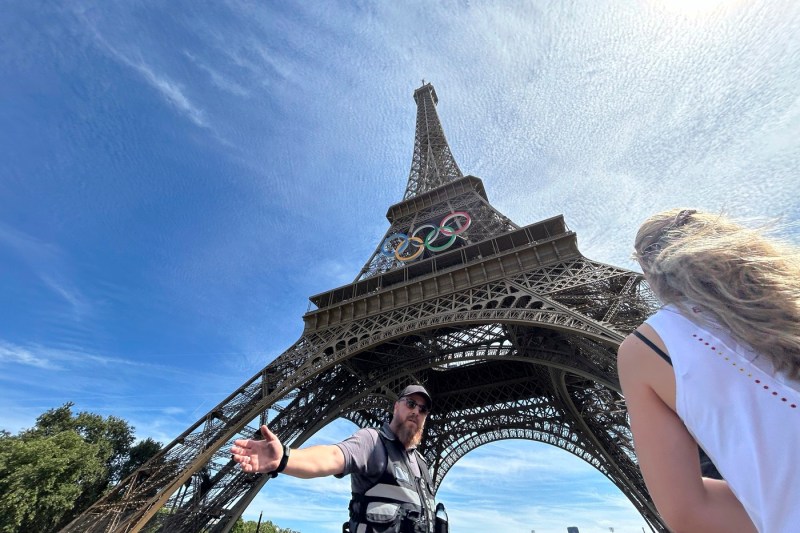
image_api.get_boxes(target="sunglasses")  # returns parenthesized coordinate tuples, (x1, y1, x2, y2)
(400, 397, 430, 414)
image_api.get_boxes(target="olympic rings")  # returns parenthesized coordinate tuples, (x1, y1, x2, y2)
(380, 211, 471, 262)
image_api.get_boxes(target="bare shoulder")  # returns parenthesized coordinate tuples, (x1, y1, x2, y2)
(619, 323, 668, 367)
(618, 324, 676, 411)
(618, 328, 651, 383)
(617, 331, 643, 368)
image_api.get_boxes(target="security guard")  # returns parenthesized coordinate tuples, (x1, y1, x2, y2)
(231, 385, 439, 532)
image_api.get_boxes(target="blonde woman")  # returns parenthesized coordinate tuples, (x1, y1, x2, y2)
(618, 209, 800, 533)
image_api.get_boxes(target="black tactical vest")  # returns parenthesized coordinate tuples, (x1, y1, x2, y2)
(347, 426, 436, 533)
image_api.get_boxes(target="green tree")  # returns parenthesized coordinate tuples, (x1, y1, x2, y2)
(264, 520, 301, 533)
(0, 430, 106, 532)
(0, 403, 161, 532)
(229, 517, 301, 533)
(230, 517, 248, 533)
(21, 403, 136, 518)
(119, 437, 163, 481)
(25, 402, 135, 485)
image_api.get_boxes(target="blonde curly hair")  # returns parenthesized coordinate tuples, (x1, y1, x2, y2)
(634, 208, 800, 380)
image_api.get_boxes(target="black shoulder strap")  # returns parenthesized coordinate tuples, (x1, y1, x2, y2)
(350, 429, 390, 522)
(414, 449, 434, 489)
(379, 432, 433, 490)
(632, 330, 673, 366)
(369, 428, 389, 481)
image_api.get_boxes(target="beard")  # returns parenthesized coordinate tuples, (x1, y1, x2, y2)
(395, 417, 425, 448)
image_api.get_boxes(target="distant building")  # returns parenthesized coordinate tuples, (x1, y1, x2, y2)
(567, 528, 580, 533)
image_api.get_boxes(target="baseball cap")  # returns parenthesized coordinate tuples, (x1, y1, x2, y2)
(399, 384, 432, 410)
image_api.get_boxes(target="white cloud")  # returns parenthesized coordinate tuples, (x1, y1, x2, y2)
(0, 224, 92, 318)
(183, 50, 250, 97)
(0, 341, 56, 369)
(77, 13, 209, 128)
(135, 62, 208, 127)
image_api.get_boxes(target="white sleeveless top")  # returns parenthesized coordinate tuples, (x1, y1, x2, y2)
(645, 305, 800, 533)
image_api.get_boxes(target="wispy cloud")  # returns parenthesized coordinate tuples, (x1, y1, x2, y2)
(40, 275, 92, 319)
(0, 339, 158, 374)
(0, 222, 59, 261)
(0, 223, 93, 320)
(0, 338, 248, 438)
(0, 341, 57, 369)
(77, 14, 208, 128)
(183, 51, 250, 97)
(134, 62, 208, 127)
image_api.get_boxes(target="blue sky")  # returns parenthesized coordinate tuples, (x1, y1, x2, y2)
(2, 1, 799, 532)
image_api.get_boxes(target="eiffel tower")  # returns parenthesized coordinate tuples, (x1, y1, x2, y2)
(65, 82, 666, 532)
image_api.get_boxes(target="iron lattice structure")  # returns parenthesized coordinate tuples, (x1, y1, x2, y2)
(403, 83, 463, 200)
(64, 82, 667, 532)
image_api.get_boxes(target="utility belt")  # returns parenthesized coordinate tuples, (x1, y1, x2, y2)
(345, 495, 429, 533)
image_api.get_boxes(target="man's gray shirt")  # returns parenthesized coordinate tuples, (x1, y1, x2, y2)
(335, 423, 421, 494)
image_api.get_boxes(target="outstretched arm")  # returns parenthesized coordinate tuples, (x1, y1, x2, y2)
(230, 425, 345, 479)
(618, 330, 756, 533)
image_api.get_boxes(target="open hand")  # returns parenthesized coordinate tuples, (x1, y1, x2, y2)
(230, 425, 282, 474)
